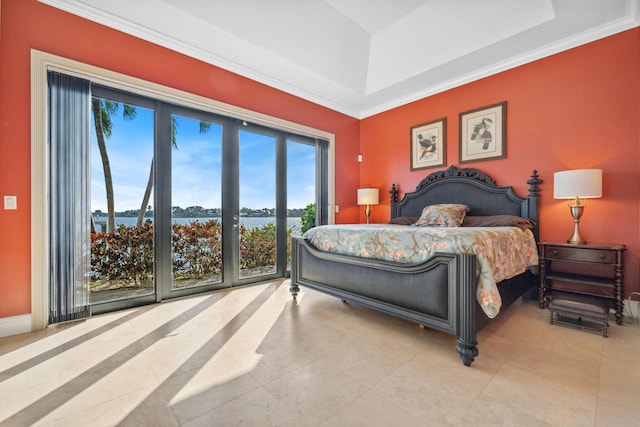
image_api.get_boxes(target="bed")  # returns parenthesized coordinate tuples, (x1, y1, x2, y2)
(290, 165, 542, 366)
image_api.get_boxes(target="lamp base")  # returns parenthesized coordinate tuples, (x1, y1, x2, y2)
(566, 201, 586, 245)
(566, 233, 586, 245)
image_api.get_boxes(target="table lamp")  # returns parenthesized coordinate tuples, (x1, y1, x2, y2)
(357, 188, 379, 224)
(553, 169, 602, 244)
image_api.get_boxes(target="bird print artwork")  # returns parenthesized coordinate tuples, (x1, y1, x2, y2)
(470, 118, 493, 150)
(417, 133, 437, 160)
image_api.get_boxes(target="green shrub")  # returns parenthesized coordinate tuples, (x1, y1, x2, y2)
(90, 222, 154, 286)
(172, 220, 222, 279)
(91, 220, 292, 287)
(239, 223, 276, 270)
(300, 203, 316, 233)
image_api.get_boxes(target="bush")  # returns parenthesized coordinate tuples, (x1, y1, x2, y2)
(300, 203, 316, 233)
(91, 219, 292, 287)
(91, 222, 154, 286)
(239, 223, 276, 270)
(172, 220, 222, 279)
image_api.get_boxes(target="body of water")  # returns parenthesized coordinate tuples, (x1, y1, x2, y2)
(95, 216, 303, 234)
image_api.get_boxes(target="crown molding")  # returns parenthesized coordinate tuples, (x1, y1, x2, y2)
(361, 4, 640, 118)
(40, 0, 640, 119)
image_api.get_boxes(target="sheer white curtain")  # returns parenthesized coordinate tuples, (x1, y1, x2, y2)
(48, 71, 91, 323)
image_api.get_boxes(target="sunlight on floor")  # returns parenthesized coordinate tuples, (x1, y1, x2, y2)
(0, 279, 638, 426)
(0, 280, 290, 425)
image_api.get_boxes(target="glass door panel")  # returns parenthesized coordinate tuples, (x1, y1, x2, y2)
(239, 129, 277, 279)
(170, 114, 223, 290)
(287, 140, 316, 237)
(90, 98, 155, 305)
(286, 140, 316, 268)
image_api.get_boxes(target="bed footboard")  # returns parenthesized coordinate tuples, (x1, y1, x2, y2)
(290, 236, 479, 366)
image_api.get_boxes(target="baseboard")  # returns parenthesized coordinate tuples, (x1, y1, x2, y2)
(0, 314, 32, 338)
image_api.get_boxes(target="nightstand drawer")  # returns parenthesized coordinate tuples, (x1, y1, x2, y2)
(550, 259, 615, 279)
(544, 246, 616, 264)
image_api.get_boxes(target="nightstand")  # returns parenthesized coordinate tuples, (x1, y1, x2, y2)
(539, 241, 626, 325)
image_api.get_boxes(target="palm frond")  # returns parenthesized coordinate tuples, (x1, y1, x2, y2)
(199, 122, 212, 134)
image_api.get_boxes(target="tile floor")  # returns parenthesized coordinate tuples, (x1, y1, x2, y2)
(0, 279, 638, 426)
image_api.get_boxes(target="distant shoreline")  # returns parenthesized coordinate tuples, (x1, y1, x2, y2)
(94, 216, 303, 232)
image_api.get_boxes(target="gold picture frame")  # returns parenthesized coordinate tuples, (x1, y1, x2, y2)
(459, 102, 506, 163)
(410, 118, 446, 170)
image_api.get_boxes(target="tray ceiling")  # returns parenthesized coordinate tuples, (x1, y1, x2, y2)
(41, 0, 639, 118)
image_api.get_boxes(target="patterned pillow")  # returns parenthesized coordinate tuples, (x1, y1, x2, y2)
(412, 204, 470, 227)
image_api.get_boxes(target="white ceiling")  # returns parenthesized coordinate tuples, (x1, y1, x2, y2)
(41, 0, 639, 118)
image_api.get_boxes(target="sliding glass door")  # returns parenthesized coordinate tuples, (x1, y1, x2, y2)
(89, 89, 157, 310)
(169, 113, 224, 291)
(238, 127, 279, 280)
(286, 138, 318, 268)
(79, 85, 325, 314)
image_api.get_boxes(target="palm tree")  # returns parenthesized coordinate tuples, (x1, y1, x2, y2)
(135, 120, 212, 226)
(91, 99, 137, 232)
(92, 101, 212, 229)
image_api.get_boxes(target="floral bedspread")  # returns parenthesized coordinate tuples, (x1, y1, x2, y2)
(303, 224, 539, 318)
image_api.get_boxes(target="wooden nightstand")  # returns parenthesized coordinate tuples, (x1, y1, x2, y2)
(539, 241, 626, 325)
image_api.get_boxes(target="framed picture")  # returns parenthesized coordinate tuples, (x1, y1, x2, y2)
(410, 118, 446, 170)
(459, 102, 506, 163)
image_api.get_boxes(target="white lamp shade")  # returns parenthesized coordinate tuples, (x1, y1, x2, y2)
(554, 169, 602, 199)
(357, 188, 379, 205)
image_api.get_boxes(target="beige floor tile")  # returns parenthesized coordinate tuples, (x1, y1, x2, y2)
(318, 336, 415, 388)
(142, 337, 226, 382)
(320, 389, 428, 427)
(596, 395, 640, 427)
(52, 385, 179, 427)
(161, 353, 262, 424)
(598, 355, 640, 410)
(182, 386, 303, 427)
(462, 363, 596, 426)
(262, 357, 369, 423)
(1, 280, 638, 426)
(368, 351, 495, 426)
(232, 307, 354, 385)
(597, 319, 640, 411)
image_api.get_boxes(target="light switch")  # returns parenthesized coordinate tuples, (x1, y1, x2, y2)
(4, 195, 17, 210)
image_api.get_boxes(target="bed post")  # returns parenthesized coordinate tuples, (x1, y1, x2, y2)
(456, 254, 478, 366)
(390, 183, 399, 218)
(290, 237, 301, 298)
(527, 170, 542, 241)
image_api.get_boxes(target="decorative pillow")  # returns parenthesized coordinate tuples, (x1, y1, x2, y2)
(462, 215, 535, 231)
(388, 216, 419, 225)
(412, 204, 469, 227)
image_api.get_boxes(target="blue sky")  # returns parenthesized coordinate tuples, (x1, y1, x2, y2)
(91, 104, 316, 212)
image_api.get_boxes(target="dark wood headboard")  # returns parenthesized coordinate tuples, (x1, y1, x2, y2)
(390, 165, 542, 240)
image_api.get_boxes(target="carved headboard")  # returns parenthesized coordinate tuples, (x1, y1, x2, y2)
(390, 165, 542, 239)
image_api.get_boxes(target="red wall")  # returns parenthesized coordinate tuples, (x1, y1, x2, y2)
(360, 28, 640, 299)
(0, 0, 360, 318)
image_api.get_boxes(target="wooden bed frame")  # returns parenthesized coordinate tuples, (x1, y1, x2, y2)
(290, 165, 542, 366)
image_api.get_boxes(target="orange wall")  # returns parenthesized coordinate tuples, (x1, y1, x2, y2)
(0, 1, 638, 320)
(0, 0, 360, 318)
(360, 28, 640, 299)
